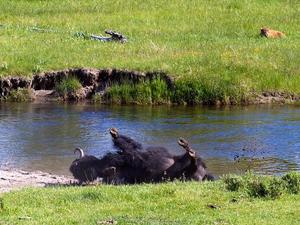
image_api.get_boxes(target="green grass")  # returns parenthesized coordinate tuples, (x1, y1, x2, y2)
(1, 173, 300, 225)
(103, 77, 246, 104)
(104, 78, 171, 104)
(0, 0, 299, 103)
(55, 76, 82, 97)
(4, 88, 33, 102)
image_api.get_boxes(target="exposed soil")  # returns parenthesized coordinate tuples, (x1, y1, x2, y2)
(0, 168, 74, 193)
(0, 68, 299, 104)
(251, 91, 300, 104)
(0, 68, 174, 102)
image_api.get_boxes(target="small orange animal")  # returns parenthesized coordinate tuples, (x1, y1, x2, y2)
(260, 27, 285, 38)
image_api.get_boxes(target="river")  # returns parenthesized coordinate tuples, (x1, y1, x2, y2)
(0, 102, 299, 177)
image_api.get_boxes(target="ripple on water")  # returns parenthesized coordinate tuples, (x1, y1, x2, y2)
(0, 103, 300, 176)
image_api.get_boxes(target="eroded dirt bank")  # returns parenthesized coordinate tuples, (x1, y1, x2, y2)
(0, 68, 299, 104)
(0, 68, 174, 102)
(0, 168, 74, 193)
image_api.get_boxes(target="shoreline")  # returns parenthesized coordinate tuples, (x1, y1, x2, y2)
(0, 68, 299, 105)
(0, 168, 74, 193)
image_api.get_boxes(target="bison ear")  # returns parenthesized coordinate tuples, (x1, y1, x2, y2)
(110, 128, 119, 138)
(102, 166, 117, 177)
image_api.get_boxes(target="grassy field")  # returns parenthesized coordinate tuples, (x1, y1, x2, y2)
(0, 173, 300, 225)
(0, 0, 299, 103)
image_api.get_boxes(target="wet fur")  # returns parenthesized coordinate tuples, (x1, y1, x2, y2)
(69, 154, 102, 184)
(70, 129, 214, 184)
(110, 130, 214, 183)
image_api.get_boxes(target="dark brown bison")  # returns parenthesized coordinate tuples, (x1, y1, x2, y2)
(69, 147, 102, 184)
(164, 138, 214, 181)
(109, 128, 214, 183)
(70, 128, 214, 185)
(109, 128, 178, 182)
(69, 146, 139, 184)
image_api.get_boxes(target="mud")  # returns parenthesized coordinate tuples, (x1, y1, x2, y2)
(0, 68, 174, 102)
(251, 91, 299, 104)
(0, 168, 74, 193)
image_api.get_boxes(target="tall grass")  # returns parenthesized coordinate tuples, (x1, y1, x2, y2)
(104, 78, 171, 104)
(173, 75, 250, 105)
(55, 76, 82, 97)
(103, 77, 249, 105)
(224, 172, 300, 199)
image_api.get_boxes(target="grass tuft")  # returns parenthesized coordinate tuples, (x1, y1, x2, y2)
(282, 172, 300, 194)
(224, 172, 300, 199)
(5, 88, 33, 102)
(104, 78, 171, 104)
(103, 76, 249, 105)
(55, 76, 82, 97)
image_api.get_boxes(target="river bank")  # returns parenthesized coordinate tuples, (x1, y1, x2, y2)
(1, 68, 299, 105)
(0, 168, 73, 193)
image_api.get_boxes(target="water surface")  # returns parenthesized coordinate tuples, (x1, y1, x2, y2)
(0, 102, 299, 177)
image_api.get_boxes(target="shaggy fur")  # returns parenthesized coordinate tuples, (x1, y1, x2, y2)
(109, 128, 214, 183)
(70, 129, 214, 185)
(69, 148, 102, 184)
(162, 138, 214, 181)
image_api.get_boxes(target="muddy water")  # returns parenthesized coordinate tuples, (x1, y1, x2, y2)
(0, 102, 299, 177)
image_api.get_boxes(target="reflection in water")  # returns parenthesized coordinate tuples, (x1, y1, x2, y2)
(0, 103, 300, 176)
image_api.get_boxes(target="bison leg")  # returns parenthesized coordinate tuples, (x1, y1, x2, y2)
(109, 127, 143, 151)
(102, 166, 117, 177)
(178, 138, 196, 158)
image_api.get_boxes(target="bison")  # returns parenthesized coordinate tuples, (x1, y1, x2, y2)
(70, 128, 214, 185)
(109, 128, 214, 183)
(69, 147, 137, 184)
(109, 128, 178, 182)
(164, 138, 214, 181)
(69, 147, 102, 184)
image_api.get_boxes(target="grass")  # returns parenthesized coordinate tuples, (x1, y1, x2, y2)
(55, 76, 82, 97)
(103, 78, 172, 104)
(4, 88, 33, 102)
(1, 173, 300, 225)
(0, 0, 299, 104)
(223, 172, 300, 198)
(103, 77, 247, 105)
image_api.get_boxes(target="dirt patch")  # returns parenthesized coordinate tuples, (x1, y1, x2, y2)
(32, 90, 57, 102)
(251, 91, 299, 104)
(0, 68, 299, 105)
(0, 168, 74, 193)
(0, 68, 174, 102)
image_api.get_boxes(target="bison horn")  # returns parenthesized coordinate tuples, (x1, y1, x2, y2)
(110, 127, 119, 138)
(74, 147, 85, 159)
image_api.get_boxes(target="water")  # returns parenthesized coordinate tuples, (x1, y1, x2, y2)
(0, 102, 299, 177)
